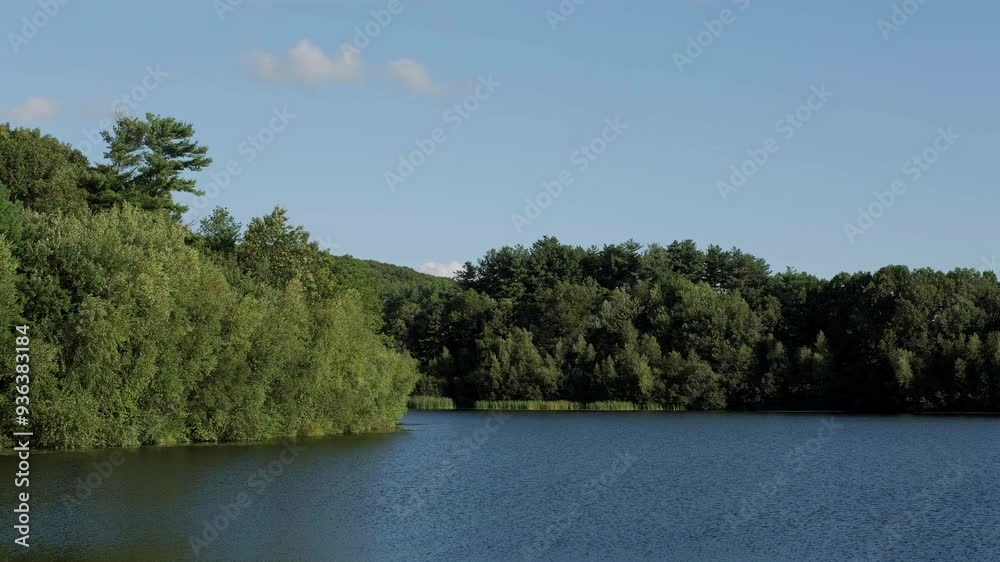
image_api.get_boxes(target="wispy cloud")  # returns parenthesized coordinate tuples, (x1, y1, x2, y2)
(417, 260, 463, 278)
(5, 97, 59, 123)
(252, 39, 363, 82)
(386, 59, 442, 95)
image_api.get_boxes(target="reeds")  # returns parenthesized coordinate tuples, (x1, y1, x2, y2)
(473, 400, 581, 410)
(586, 401, 639, 411)
(407, 395, 456, 410)
(472, 400, 681, 411)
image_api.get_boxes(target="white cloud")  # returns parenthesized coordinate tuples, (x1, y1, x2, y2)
(5, 97, 59, 123)
(386, 59, 442, 95)
(252, 39, 363, 82)
(417, 260, 463, 278)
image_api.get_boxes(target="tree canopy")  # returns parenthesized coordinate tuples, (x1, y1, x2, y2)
(87, 113, 212, 219)
(2, 113, 998, 452)
(0, 116, 442, 449)
(386, 239, 1000, 412)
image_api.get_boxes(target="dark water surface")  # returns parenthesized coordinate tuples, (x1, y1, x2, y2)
(2, 411, 999, 560)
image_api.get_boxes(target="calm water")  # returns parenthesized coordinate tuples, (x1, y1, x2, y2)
(2, 411, 999, 560)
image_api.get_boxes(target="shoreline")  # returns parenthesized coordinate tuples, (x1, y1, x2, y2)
(0, 426, 403, 456)
(407, 406, 1000, 416)
(9, 410, 999, 454)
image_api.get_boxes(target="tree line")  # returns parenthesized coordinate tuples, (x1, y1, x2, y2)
(0, 115, 441, 449)
(385, 238, 1000, 412)
(3, 113, 997, 451)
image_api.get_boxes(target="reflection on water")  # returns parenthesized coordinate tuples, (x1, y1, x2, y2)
(2, 412, 998, 560)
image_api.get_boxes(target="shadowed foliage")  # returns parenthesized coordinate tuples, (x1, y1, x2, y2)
(386, 236, 1000, 413)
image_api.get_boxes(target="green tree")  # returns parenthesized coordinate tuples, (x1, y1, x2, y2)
(89, 113, 211, 219)
(0, 124, 90, 216)
(0, 236, 21, 448)
(473, 328, 559, 400)
(238, 206, 317, 289)
(198, 207, 242, 254)
(526, 280, 594, 352)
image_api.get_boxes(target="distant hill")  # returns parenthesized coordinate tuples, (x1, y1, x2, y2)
(361, 257, 456, 298)
(364, 258, 455, 296)
(319, 253, 455, 312)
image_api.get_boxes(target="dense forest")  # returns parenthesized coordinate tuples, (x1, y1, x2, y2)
(386, 240, 1000, 413)
(0, 115, 448, 449)
(2, 114, 998, 449)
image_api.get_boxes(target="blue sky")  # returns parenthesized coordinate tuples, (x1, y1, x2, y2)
(3, 0, 998, 278)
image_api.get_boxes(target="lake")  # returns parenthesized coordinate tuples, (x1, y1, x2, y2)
(3, 411, 999, 560)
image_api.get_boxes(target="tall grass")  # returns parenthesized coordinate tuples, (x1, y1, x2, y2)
(408, 396, 456, 410)
(473, 400, 682, 411)
(474, 400, 582, 411)
(586, 401, 639, 411)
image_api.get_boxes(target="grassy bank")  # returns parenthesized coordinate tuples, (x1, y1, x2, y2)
(408, 396, 457, 410)
(473, 400, 682, 411)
